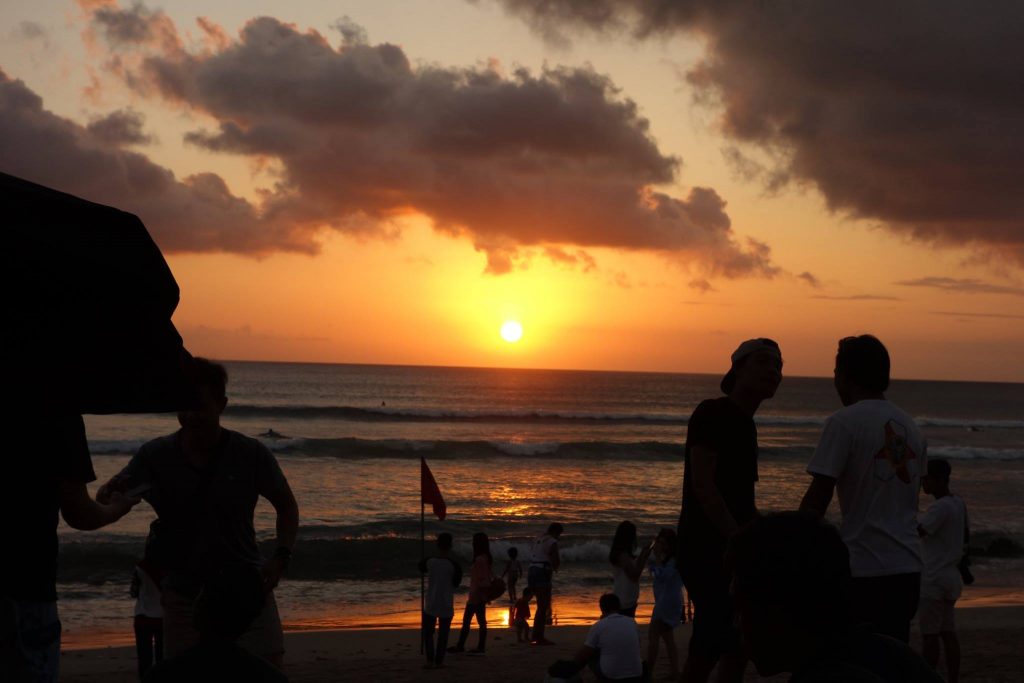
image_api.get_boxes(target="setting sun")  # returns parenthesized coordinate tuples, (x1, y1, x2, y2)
(500, 320, 523, 343)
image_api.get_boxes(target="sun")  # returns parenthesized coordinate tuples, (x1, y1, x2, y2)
(500, 320, 523, 343)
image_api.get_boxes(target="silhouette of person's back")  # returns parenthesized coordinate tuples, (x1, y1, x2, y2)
(143, 564, 287, 683)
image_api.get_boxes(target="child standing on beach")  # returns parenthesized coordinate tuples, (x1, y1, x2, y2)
(502, 547, 523, 602)
(419, 532, 462, 669)
(646, 528, 683, 679)
(918, 459, 967, 683)
(512, 588, 533, 642)
(131, 522, 165, 680)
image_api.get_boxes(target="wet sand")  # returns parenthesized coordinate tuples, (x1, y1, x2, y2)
(61, 605, 1024, 682)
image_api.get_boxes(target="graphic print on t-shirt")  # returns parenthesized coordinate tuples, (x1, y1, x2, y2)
(873, 420, 918, 483)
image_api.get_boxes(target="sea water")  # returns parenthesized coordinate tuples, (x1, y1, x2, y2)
(57, 362, 1023, 644)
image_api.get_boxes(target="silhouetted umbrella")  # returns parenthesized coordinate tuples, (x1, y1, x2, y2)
(3, 172, 195, 413)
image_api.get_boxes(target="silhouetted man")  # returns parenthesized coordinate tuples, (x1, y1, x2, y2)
(528, 522, 563, 645)
(676, 338, 783, 683)
(728, 512, 941, 682)
(99, 359, 299, 667)
(2, 412, 138, 682)
(800, 335, 925, 643)
(143, 564, 287, 683)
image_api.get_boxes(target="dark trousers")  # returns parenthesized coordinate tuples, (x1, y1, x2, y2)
(133, 617, 163, 679)
(850, 572, 921, 644)
(422, 611, 453, 665)
(455, 601, 487, 651)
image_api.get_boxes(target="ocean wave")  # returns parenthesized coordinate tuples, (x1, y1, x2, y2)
(929, 446, 1024, 461)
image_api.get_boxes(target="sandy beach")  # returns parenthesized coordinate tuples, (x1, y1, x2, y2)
(60, 605, 1024, 682)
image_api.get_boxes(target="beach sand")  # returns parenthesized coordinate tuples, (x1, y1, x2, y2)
(60, 605, 1024, 682)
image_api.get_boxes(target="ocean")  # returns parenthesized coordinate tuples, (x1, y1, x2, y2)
(59, 362, 1024, 645)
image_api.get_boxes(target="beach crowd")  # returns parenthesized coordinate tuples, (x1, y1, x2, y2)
(2, 335, 970, 683)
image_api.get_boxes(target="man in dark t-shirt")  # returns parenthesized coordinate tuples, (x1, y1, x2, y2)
(676, 338, 783, 683)
(2, 412, 138, 682)
(98, 359, 298, 667)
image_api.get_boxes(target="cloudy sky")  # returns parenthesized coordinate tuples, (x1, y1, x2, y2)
(3, 0, 1023, 380)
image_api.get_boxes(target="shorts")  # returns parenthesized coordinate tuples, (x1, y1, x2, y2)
(527, 565, 552, 589)
(162, 587, 284, 658)
(678, 555, 738, 660)
(918, 597, 956, 635)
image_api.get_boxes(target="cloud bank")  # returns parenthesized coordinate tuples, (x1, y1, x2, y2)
(492, 0, 1024, 266)
(0, 1, 779, 278)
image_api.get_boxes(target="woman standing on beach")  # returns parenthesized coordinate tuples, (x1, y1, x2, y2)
(450, 532, 493, 655)
(647, 528, 684, 678)
(609, 520, 652, 618)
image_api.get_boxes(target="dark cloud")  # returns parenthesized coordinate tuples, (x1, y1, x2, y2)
(812, 294, 901, 302)
(896, 277, 1024, 297)
(544, 247, 597, 272)
(688, 278, 714, 293)
(797, 271, 820, 288)
(72, 4, 777, 277)
(0, 69, 302, 254)
(86, 108, 152, 145)
(492, 0, 1024, 266)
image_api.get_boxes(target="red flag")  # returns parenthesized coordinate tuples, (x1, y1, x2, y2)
(421, 457, 447, 520)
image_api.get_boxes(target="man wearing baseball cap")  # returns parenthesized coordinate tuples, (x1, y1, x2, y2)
(676, 338, 783, 683)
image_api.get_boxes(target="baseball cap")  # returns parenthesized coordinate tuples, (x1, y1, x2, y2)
(720, 338, 782, 394)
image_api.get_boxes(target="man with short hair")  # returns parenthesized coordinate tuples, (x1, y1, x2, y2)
(918, 459, 966, 682)
(800, 335, 926, 643)
(677, 338, 783, 683)
(728, 512, 941, 682)
(551, 593, 644, 682)
(99, 358, 299, 666)
(528, 522, 563, 645)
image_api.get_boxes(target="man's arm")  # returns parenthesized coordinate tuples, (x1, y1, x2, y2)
(261, 480, 299, 591)
(550, 543, 561, 572)
(799, 474, 837, 517)
(690, 445, 739, 538)
(572, 645, 596, 666)
(59, 481, 137, 530)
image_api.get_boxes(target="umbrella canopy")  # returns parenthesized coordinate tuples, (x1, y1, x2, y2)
(3, 172, 196, 414)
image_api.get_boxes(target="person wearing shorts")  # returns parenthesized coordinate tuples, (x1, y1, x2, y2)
(527, 522, 562, 645)
(918, 459, 966, 682)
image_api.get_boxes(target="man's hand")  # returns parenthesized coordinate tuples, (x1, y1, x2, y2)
(96, 473, 132, 505)
(261, 556, 288, 593)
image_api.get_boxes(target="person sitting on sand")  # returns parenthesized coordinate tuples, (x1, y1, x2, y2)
(548, 593, 645, 682)
(609, 521, 653, 618)
(502, 546, 524, 603)
(512, 588, 534, 642)
(918, 459, 967, 683)
(528, 522, 563, 645)
(728, 511, 940, 682)
(800, 335, 926, 644)
(449, 532, 493, 655)
(418, 532, 462, 669)
(142, 564, 287, 683)
(646, 528, 683, 679)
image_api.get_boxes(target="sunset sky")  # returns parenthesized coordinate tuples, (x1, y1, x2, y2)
(3, 1, 1023, 381)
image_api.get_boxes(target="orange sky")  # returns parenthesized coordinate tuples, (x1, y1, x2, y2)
(2, 1, 1023, 381)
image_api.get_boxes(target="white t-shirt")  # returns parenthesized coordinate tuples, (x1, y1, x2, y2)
(424, 557, 458, 618)
(808, 399, 926, 577)
(584, 613, 643, 679)
(919, 494, 966, 600)
(530, 534, 558, 564)
(133, 566, 163, 618)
